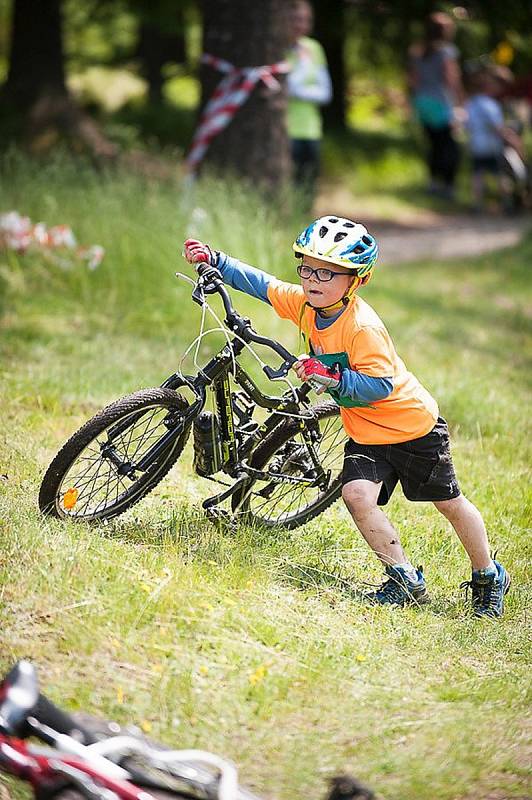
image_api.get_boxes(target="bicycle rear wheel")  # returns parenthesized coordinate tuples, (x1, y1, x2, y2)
(232, 402, 348, 529)
(39, 388, 192, 522)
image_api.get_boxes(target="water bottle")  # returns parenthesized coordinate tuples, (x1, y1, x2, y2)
(193, 412, 223, 477)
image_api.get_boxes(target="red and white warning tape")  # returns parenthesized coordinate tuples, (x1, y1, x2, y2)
(184, 53, 289, 174)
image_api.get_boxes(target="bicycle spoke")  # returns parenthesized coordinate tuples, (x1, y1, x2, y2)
(57, 403, 181, 518)
(245, 410, 348, 524)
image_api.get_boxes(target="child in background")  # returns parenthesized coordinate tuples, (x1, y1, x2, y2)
(465, 67, 524, 212)
(183, 217, 511, 618)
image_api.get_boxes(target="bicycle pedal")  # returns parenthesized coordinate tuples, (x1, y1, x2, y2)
(204, 506, 237, 531)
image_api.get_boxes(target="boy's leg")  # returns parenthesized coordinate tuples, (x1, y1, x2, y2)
(342, 479, 406, 566)
(433, 495, 510, 617)
(342, 479, 429, 606)
(433, 495, 491, 570)
(472, 168, 485, 209)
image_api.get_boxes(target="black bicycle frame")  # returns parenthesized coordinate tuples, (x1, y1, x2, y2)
(103, 267, 326, 509)
(161, 335, 313, 478)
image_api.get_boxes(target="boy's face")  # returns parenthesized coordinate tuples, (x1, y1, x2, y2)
(299, 254, 356, 309)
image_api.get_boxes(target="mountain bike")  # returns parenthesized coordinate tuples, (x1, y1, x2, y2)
(0, 661, 373, 800)
(39, 263, 348, 528)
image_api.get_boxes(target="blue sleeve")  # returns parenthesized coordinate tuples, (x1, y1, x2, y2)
(216, 251, 273, 304)
(337, 369, 393, 404)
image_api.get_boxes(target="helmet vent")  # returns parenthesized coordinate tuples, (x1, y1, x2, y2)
(343, 222, 355, 228)
(334, 232, 347, 242)
(328, 217, 338, 223)
(362, 235, 372, 245)
(354, 245, 364, 254)
(319, 226, 328, 238)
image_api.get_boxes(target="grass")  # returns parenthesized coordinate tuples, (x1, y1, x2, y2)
(1, 154, 531, 800)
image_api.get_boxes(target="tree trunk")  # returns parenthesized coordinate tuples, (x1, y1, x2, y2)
(2, 0, 117, 161)
(199, 0, 292, 191)
(136, 2, 187, 105)
(5, 0, 67, 110)
(313, 0, 346, 131)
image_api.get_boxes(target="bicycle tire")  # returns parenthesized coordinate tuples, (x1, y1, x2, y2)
(231, 402, 347, 529)
(39, 388, 192, 522)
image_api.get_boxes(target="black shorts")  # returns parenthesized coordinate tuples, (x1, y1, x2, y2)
(342, 417, 461, 506)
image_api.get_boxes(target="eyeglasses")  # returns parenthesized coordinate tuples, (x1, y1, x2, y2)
(296, 263, 354, 282)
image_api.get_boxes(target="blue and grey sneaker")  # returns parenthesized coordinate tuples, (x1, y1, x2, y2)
(366, 565, 430, 607)
(461, 560, 511, 618)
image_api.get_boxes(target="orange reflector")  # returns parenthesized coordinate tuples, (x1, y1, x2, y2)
(63, 488, 79, 510)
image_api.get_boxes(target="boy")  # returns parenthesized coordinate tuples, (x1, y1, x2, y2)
(465, 67, 524, 213)
(183, 217, 510, 617)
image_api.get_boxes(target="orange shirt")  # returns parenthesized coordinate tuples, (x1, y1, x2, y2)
(267, 279, 438, 445)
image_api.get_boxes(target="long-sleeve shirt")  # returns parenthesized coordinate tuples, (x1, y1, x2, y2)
(217, 249, 393, 395)
(286, 36, 332, 140)
(215, 251, 438, 445)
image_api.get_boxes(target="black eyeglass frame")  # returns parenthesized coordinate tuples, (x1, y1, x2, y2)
(296, 263, 357, 282)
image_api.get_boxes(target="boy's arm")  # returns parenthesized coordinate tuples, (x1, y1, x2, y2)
(216, 251, 273, 304)
(337, 370, 393, 403)
(294, 357, 393, 401)
(332, 325, 396, 402)
(183, 239, 306, 324)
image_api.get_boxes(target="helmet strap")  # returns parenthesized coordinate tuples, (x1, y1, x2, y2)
(312, 275, 362, 314)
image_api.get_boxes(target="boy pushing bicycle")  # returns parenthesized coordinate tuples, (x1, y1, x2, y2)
(183, 216, 510, 617)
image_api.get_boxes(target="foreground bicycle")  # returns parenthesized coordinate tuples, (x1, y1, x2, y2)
(39, 263, 348, 527)
(0, 661, 373, 800)
(0, 660, 256, 800)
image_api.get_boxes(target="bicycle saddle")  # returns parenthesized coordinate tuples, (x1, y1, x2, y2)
(0, 660, 40, 736)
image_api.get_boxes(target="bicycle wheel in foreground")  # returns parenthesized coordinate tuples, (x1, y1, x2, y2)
(232, 402, 347, 529)
(39, 388, 191, 522)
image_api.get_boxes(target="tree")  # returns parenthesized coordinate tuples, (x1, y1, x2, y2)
(313, 0, 347, 130)
(5, 0, 67, 110)
(197, 0, 292, 190)
(134, 0, 191, 106)
(2, 0, 116, 159)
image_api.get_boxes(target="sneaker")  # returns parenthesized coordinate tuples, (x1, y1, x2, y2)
(461, 560, 511, 618)
(366, 565, 430, 607)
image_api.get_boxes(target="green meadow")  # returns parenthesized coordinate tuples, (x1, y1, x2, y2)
(1, 155, 531, 800)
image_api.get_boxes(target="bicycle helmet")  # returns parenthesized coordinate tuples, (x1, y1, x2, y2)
(293, 216, 378, 278)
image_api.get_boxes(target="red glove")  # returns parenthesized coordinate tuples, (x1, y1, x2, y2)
(183, 238, 217, 267)
(296, 357, 341, 394)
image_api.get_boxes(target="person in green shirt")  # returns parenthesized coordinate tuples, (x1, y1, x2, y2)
(287, 0, 332, 195)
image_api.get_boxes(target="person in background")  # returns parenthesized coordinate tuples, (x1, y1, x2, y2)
(408, 11, 464, 200)
(465, 66, 526, 213)
(286, 0, 332, 198)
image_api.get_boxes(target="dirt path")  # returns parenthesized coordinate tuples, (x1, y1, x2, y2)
(314, 190, 529, 265)
(372, 213, 529, 265)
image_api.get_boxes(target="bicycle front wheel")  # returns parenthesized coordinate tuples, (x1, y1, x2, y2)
(39, 388, 192, 522)
(232, 402, 348, 529)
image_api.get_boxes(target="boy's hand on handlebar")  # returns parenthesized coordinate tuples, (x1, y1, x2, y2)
(293, 356, 341, 395)
(183, 238, 217, 268)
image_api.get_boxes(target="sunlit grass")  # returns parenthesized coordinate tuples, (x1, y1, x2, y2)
(1, 156, 531, 800)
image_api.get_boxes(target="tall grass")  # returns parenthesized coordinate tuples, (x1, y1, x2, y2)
(1, 154, 531, 800)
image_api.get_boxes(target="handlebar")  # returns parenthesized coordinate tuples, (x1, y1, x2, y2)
(190, 264, 298, 382)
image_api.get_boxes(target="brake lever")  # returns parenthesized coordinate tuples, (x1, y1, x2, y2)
(191, 279, 205, 307)
(263, 356, 297, 381)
